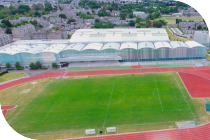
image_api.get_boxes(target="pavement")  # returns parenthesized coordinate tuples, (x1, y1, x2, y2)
(8, 68, 66, 77)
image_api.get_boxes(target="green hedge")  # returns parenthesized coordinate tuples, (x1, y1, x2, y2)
(42, 68, 48, 70)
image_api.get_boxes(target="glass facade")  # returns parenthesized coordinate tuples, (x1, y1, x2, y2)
(0, 41, 206, 65)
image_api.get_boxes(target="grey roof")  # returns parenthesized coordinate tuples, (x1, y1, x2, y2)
(70, 28, 169, 43)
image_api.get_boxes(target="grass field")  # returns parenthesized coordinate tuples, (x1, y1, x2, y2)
(153, 17, 204, 24)
(0, 72, 207, 139)
(0, 72, 27, 83)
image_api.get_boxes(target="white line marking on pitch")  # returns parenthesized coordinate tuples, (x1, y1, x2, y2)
(103, 79, 116, 128)
(155, 81, 163, 111)
(8, 80, 53, 124)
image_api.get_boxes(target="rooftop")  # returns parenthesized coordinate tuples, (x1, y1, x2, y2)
(70, 29, 170, 43)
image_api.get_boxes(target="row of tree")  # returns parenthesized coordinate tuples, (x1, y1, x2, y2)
(0, 3, 55, 20)
(5, 61, 58, 69)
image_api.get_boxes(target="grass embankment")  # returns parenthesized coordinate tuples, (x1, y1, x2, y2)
(153, 17, 204, 24)
(206, 53, 210, 59)
(0, 73, 208, 139)
(0, 73, 27, 83)
(165, 27, 193, 42)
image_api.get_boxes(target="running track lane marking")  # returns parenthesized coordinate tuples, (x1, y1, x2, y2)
(103, 79, 116, 128)
(8, 80, 53, 124)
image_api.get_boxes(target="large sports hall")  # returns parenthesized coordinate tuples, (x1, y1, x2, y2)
(0, 28, 206, 69)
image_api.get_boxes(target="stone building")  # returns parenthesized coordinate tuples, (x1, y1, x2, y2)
(12, 23, 36, 39)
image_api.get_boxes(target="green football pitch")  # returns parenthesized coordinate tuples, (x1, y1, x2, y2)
(1, 72, 202, 138)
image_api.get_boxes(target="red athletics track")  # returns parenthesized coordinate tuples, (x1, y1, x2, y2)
(1, 66, 210, 98)
(1, 66, 210, 139)
(1, 105, 17, 117)
(70, 122, 210, 140)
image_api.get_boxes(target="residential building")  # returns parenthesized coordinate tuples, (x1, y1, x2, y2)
(22, 29, 68, 40)
(133, 11, 149, 19)
(12, 23, 36, 39)
(179, 22, 196, 29)
(0, 33, 13, 47)
(196, 22, 207, 28)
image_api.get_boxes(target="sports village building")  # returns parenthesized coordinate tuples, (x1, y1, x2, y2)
(0, 28, 206, 69)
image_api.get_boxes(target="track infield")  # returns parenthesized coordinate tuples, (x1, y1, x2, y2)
(0, 72, 207, 139)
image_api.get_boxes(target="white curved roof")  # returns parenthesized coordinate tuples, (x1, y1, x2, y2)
(185, 41, 205, 48)
(138, 42, 155, 49)
(82, 43, 103, 51)
(70, 28, 169, 43)
(154, 42, 172, 49)
(170, 41, 189, 48)
(63, 43, 86, 51)
(101, 43, 120, 50)
(41, 44, 67, 54)
(0, 45, 29, 55)
(120, 42, 137, 50)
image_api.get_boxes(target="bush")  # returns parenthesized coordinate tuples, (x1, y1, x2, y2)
(0, 70, 8, 76)
(17, 68, 24, 70)
(42, 67, 48, 70)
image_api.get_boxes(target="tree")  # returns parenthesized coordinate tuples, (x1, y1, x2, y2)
(193, 27, 196, 30)
(95, 18, 100, 22)
(35, 61, 42, 69)
(21, 20, 28, 25)
(59, 14, 67, 19)
(15, 62, 21, 69)
(52, 62, 58, 68)
(159, 19, 167, 25)
(153, 21, 163, 28)
(104, 21, 114, 28)
(197, 25, 203, 30)
(29, 62, 36, 69)
(79, 13, 87, 19)
(136, 17, 143, 24)
(45, 3, 53, 11)
(18, 5, 30, 12)
(152, 11, 160, 18)
(1, 20, 12, 28)
(129, 20, 135, 27)
(5, 28, 12, 34)
(67, 34, 71, 39)
(34, 11, 41, 17)
(6, 63, 11, 69)
(129, 13, 133, 18)
(29, 20, 38, 26)
(119, 12, 126, 20)
(67, 18, 76, 23)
